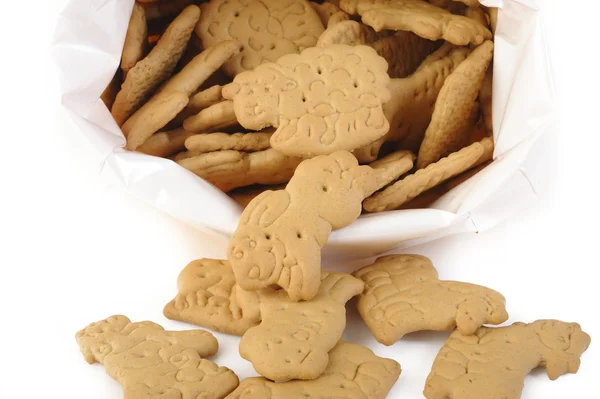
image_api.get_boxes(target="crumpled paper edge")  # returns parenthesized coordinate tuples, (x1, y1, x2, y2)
(50, 0, 554, 259)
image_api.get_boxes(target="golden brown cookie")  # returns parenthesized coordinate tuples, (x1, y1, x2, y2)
(364, 140, 484, 212)
(488, 7, 498, 34)
(141, 0, 197, 21)
(111, 5, 200, 126)
(371, 32, 440, 79)
(316, 20, 369, 47)
(121, 3, 147, 77)
(101, 70, 122, 111)
(328, 10, 352, 26)
(417, 40, 493, 168)
(137, 128, 195, 158)
(124, 92, 190, 144)
(385, 45, 471, 152)
(123, 41, 240, 149)
(163, 259, 262, 336)
(185, 131, 273, 154)
(465, 5, 489, 28)
(197, 0, 324, 77)
(223, 45, 391, 157)
(177, 148, 303, 192)
(183, 100, 239, 133)
(230, 184, 287, 208)
(311, 1, 346, 27)
(228, 340, 401, 399)
(479, 66, 493, 134)
(188, 85, 224, 110)
(352, 138, 385, 164)
(354, 254, 508, 345)
(417, 41, 494, 169)
(241, 271, 364, 381)
(369, 150, 416, 186)
(228, 151, 387, 301)
(427, 0, 467, 14)
(76, 315, 239, 399)
(425, 320, 591, 399)
(452, 0, 479, 8)
(340, 0, 491, 46)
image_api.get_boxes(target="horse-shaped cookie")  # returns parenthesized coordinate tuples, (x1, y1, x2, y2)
(76, 315, 239, 399)
(227, 150, 395, 301)
(424, 320, 591, 399)
(353, 255, 508, 345)
(227, 340, 401, 399)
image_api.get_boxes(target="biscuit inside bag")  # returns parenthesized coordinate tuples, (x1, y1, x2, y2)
(101, 0, 498, 214)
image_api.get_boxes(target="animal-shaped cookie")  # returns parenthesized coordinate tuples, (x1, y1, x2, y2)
(418, 40, 494, 168)
(371, 31, 440, 79)
(384, 43, 471, 152)
(222, 45, 391, 157)
(353, 255, 508, 345)
(227, 150, 388, 301)
(177, 148, 303, 192)
(363, 139, 486, 212)
(164, 259, 364, 381)
(197, 0, 325, 77)
(123, 40, 240, 150)
(339, 0, 491, 46)
(76, 315, 239, 399)
(240, 271, 365, 380)
(352, 43, 469, 162)
(163, 259, 262, 336)
(227, 340, 401, 399)
(424, 320, 591, 399)
(112, 5, 200, 126)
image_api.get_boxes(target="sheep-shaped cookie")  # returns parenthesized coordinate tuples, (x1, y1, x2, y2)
(222, 44, 391, 156)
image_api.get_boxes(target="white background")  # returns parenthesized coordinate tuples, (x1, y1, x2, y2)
(0, 0, 598, 398)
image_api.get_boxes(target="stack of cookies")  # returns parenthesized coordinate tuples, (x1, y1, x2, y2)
(78, 1, 591, 398)
(102, 0, 497, 212)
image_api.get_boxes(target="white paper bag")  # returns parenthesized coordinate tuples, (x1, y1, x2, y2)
(51, 0, 552, 260)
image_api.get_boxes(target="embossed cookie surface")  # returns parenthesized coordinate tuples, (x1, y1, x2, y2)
(222, 45, 391, 157)
(417, 40, 494, 168)
(370, 32, 439, 79)
(228, 151, 384, 301)
(112, 5, 200, 126)
(425, 320, 591, 399)
(383, 44, 470, 152)
(354, 254, 508, 345)
(163, 259, 262, 336)
(228, 340, 400, 399)
(240, 271, 364, 380)
(197, 0, 324, 77)
(76, 315, 239, 399)
(340, 0, 491, 46)
(178, 148, 303, 192)
(364, 140, 484, 212)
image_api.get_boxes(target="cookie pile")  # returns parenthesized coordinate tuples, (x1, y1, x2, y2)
(102, 0, 497, 211)
(77, 252, 591, 399)
(79, 1, 591, 398)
